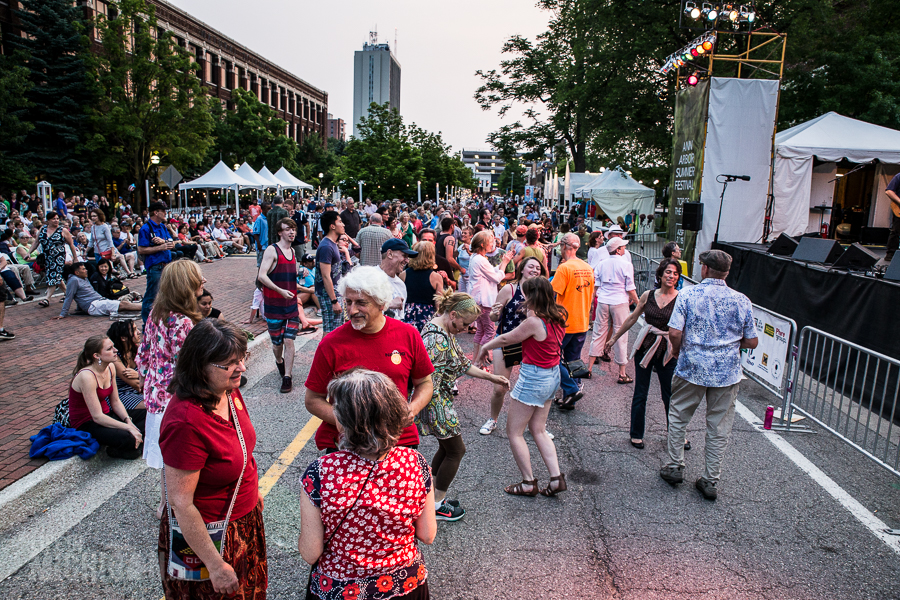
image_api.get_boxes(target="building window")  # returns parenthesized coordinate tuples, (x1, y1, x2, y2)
(474, 162, 479, 167)
(491, 163, 496, 167)
(491, 170, 496, 174)
(474, 155, 479, 159)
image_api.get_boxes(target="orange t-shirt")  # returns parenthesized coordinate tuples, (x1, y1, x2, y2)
(551, 258, 595, 334)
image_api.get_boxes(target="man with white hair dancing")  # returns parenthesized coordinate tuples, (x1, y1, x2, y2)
(304, 265, 435, 452)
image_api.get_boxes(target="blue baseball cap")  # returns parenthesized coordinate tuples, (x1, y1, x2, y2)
(381, 238, 418, 256)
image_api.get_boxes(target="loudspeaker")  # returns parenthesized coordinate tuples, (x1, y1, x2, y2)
(832, 243, 879, 270)
(792, 237, 844, 264)
(861, 227, 890, 246)
(682, 202, 703, 231)
(885, 259, 900, 282)
(767, 233, 798, 256)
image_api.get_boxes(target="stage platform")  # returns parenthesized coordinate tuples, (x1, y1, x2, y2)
(715, 241, 900, 361)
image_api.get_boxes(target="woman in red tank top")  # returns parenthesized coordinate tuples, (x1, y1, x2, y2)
(70, 335, 146, 459)
(475, 277, 569, 497)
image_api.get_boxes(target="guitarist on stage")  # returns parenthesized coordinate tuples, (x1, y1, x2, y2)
(887, 173, 900, 262)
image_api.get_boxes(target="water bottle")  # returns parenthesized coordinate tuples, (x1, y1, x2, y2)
(764, 405, 774, 429)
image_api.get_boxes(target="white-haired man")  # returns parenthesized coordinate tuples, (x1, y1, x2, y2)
(304, 265, 435, 453)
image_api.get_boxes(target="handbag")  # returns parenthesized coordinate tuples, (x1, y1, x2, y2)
(100, 249, 113, 260)
(164, 392, 247, 581)
(304, 455, 381, 600)
(564, 358, 591, 379)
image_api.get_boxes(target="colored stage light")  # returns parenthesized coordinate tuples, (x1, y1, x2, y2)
(691, 48, 699, 57)
(691, 7, 701, 18)
(696, 44, 706, 54)
(687, 74, 699, 86)
(684, 1, 702, 19)
(729, 9, 739, 21)
(707, 7, 718, 20)
(702, 40, 714, 51)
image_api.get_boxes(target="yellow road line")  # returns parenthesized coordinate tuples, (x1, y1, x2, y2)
(257, 416, 322, 498)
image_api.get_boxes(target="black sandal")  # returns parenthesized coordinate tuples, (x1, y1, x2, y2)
(540, 474, 567, 497)
(38, 299, 49, 307)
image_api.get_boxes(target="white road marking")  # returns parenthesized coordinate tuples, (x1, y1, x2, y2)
(735, 400, 900, 556)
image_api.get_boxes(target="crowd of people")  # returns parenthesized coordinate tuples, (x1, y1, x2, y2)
(4, 186, 759, 599)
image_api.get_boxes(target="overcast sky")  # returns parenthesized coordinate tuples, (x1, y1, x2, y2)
(167, 0, 549, 153)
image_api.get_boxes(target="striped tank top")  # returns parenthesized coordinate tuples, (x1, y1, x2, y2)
(263, 244, 299, 320)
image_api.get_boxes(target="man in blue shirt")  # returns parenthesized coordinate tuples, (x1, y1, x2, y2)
(252, 202, 270, 268)
(137, 201, 175, 323)
(54, 192, 68, 218)
(660, 250, 758, 500)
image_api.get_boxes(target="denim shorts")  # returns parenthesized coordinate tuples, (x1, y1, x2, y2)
(511, 363, 560, 407)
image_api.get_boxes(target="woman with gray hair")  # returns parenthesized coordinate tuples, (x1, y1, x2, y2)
(299, 369, 436, 600)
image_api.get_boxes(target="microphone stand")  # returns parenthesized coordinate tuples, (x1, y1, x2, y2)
(714, 176, 732, 245)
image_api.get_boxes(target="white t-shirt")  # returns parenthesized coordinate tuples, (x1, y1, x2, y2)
(468, 253, 505, 307)
(492, 224, 506, 241)
(212, 227, 230, 243)
(596, 254, 635, 305)
(384, 270, 407, 321)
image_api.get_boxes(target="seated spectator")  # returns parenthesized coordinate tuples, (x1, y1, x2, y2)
(212, 219, 246, 253)
(198, 288, 221, 319)
(111, 223, 140, 277)
(107, 320, 145, 410)
(89, 257, 140, 302)
(0, 230, 37, 295)
(69, 335, 146, 459)
(0, 254, 34, 303)
(235, 218, 254, 250)
(297, 253, 320, 312)
(175, 224, 210, 263)
(57, 262, 142, 319)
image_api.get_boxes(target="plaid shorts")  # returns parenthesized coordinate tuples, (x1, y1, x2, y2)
(316, 291, 344, 334)
(266, 317, 300, 346)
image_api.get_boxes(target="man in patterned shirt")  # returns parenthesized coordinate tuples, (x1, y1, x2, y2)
(660, 249, 758, 500)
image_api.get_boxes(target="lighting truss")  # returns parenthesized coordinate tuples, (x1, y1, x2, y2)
(660, 32, 717, 75)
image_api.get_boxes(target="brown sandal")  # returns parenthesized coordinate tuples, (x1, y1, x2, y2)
(504, 479, 539, 496)
(540, 474, 568, 497)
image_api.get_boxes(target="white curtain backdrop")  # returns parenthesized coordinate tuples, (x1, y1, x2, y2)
(694, 77, 780, 275)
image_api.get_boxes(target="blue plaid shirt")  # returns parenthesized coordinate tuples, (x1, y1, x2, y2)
(668, 278, 756, 387)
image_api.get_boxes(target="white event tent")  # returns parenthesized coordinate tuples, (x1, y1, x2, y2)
(178, 160, 258, 214)
(771, 112, 900, 239)
(274, 166, 313, 190)
(258, 166, 285, 190)
(576, 168, 656, 222)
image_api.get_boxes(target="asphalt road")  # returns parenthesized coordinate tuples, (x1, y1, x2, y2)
(1, 330, 899, 600)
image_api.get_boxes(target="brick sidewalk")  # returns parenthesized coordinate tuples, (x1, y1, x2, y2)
(0, 256, 267, 491)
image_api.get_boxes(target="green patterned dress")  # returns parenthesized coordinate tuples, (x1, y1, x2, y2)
(416, 322, 471, 439)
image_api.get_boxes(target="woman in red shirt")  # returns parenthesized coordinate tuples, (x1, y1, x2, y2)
(476, 277, 569, 497)
(158, 319, 266, 599)
(299, 369, 437, 600)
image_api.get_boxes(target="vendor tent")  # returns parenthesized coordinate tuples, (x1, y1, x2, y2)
(771, 112, 900, 239)
(576, 168, 656, 222)
(274, 167, 314, 190)
(258, 166, 284, 190)
(235, 162, 273, 188)
(178, 160, 257, 214)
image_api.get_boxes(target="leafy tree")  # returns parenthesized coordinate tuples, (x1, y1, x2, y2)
(8, 0, 96, 190)
(89, 0, 214, 209)
(210, 87, 298, 174)
(341, 103, 422, 202)
(295, 132, 340, 189)
(496, 158, 527, 198)
(0, 54, 33, 192)
(408, 126, 477, 197)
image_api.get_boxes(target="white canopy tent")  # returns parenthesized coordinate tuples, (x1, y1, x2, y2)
(178, 160, 258, 215)
(576, 168, 656, 223)
(771, 112, 900, 239)
(274, 166, 314, 190)
(258, 166, 284, 191)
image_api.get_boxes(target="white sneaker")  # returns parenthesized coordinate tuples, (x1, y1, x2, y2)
(479, 418, 497, 435)
(546, 429, 555, 440)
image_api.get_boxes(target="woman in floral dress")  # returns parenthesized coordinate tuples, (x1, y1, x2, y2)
(417, 291, 508, 521)
(29, 212, 77, 307)
(136, 259, 205, 518)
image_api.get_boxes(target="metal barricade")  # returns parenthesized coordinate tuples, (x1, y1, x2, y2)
(785, 327, 900, 477)
(741, 306, 797, 405)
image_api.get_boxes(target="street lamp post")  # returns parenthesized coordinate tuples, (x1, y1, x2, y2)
(358, 180, 364, 205)
(147, 153, 160, 212)
(417, 181, 421, 204)
(436, 182, 440, 202)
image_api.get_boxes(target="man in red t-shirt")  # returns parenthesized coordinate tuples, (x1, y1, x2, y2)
(304, 266, 434, 451)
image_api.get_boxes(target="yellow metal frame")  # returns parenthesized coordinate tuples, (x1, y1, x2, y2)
(676, 30, 786, 89)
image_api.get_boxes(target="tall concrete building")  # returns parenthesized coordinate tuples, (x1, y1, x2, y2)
(352, 33, 401, 138)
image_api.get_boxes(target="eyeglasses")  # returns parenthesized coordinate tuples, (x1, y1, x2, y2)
(211, 351, 251, 371)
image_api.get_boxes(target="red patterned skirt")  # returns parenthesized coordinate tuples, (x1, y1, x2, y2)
(158, 499, 268, 599)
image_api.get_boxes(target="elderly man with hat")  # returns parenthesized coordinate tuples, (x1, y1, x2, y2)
(660, 249, 758, 500)
(583, 236, 638, 387)
(379, 238, 418, 321)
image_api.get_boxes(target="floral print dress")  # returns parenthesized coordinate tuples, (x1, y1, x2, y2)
(39, 225, 67, 286)
(136, 312, 194, 414)
(415, 322, 471, 439)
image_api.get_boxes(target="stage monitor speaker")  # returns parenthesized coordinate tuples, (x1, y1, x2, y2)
(885, 259, 900, 282)
(791, 237, 844, 264)
(832, 243, 879, 270)
(682, 202, 703, 231)
(767, 233, 798, 256)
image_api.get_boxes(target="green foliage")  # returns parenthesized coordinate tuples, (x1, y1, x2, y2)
(210, 87, 298, 174)
(496, 158, 526, 197)
(0, 54, 34, 191)
(295, 133, 340, 189)
(408, 125, 477, 199)
(8, 0, 96, 190)
(89, 0, 214, 208)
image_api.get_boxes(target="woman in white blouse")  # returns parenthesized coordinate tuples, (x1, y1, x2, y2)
(467, 230, 514, 366)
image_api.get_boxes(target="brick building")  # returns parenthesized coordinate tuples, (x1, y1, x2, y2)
(0, 0, 328, 145)
(327, 113, 346, 141)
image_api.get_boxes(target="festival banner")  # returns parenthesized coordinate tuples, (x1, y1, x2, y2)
(524, 185, 534, 203)
(667, 79, 709, 274)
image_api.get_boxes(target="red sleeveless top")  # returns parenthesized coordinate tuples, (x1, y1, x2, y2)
(69, 367, 113, 429)
(521, 318, 565, 369)
(262, 244, 299, 320)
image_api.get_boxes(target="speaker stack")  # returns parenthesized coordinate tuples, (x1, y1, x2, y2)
(767, 233, 798, 256)
(885, 259, 900, 282)
(831, 243, 879, 271)
(682, 203, 703, 231)
(791, 237, 844, 264)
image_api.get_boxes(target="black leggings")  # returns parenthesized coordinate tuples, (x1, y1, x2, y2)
(431, 435, 466, 492)
(78, 408, 146, 459)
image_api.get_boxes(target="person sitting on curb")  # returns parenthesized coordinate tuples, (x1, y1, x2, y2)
(0, 253, 34, 303)
(56, 262, 142, 319)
